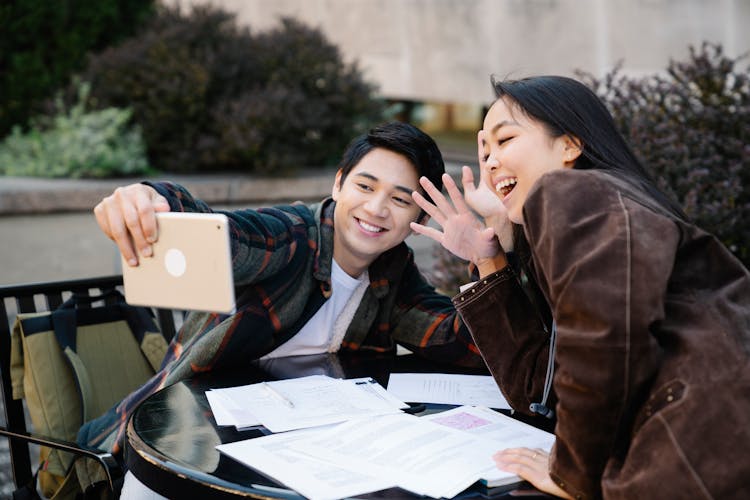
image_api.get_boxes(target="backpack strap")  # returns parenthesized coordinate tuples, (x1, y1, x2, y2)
(119, 304, 166, 371)
(49, 292, 166, 422)
(50, 307, 94, 422)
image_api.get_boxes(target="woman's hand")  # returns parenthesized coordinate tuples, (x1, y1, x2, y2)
(463, 131, 504, 218)
(462, 165, 502, 218)
(494, 448, 573, 499)
(463, 131, 514, 251)
(410, 173, 500, 264)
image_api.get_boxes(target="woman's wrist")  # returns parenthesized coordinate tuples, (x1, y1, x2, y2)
(474, 253, 508, 278)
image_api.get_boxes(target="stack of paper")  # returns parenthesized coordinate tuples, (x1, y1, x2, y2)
(217, 405, 555, 500)
(206, 375, 408, 432)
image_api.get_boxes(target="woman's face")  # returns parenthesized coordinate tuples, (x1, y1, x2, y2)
(480, 98, 580, 224)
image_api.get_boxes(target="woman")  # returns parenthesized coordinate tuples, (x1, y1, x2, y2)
(411, 75, 750, 499)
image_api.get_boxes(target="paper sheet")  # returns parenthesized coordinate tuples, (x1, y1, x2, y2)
(293, 413, 487, 499)
(424, 405, 555, 486)
(207, 375, 405, 432)
(387, 373, 511, 409)
(217, 428, 395, 500)
(206, 390, 261, 428)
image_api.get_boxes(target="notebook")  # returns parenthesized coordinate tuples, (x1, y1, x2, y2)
(122, 212, 236, 313)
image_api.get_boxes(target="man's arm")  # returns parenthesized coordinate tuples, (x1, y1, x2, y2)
(95, 181, 316, 286)
(387, 252, 486, 368)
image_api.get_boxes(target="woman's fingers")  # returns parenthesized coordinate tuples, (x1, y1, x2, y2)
(412, 190, 447, 227)
(419, 175, 457, 218)
(409, 221, 444, 244)
(412, 173, 500, 263)
(495, 447, 547, 463)
(461, 165, 477, 195)
(442, 173, 473, 215)
(494, 448, 572, 499)
(494, 447, 548, 482)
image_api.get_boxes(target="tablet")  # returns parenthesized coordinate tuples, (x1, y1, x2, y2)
(122, 212, 236, 313)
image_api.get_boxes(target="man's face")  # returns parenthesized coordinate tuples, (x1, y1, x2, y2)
(331, 148, 423, 277)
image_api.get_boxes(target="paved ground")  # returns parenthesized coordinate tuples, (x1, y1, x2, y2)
(0, 163, 468, 495)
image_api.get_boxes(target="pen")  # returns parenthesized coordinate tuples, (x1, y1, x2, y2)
(262, 382, 295, 408)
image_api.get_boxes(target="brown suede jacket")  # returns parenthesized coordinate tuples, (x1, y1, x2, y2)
(454, 169, 750, 500)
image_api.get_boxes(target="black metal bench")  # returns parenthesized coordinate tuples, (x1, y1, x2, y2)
(0, 275, 178, 495)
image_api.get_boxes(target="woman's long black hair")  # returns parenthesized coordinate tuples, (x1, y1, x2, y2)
(492, 75, 687, 220)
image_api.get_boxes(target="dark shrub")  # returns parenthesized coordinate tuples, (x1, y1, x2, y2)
(82, 6, 384, 174)
(0, 0, 155, 137)
(580, 42, 750, 267)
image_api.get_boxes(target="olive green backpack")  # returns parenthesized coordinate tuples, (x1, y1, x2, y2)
(10, 289, 168, 498)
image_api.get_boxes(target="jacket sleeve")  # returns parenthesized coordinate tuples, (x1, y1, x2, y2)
(521, 170, 676, 499)
(387, 250, 487, 368)
(452, 264, 554, 411)
(144, 181, 313, 286)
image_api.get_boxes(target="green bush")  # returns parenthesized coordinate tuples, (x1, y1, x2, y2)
(0, 82, 150, 178)
(81, 6, 384, 174)
(580, 42, 750, 267)
(0, 0, 155, 138)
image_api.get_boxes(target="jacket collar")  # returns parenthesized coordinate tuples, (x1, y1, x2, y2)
(312, 197, 410, 299)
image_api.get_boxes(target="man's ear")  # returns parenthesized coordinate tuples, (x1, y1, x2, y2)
(332, 169, 343, 200)
(562, 135, 583, 167)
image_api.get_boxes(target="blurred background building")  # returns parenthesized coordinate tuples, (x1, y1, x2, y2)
(164, 0, 750, 135)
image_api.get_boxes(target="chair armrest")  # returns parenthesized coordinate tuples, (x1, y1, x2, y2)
(0, 425, 122, 494)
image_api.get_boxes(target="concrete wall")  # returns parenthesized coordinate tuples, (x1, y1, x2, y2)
(164, 0, 749, 106)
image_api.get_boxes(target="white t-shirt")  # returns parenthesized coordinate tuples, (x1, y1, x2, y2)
(261, 259, 370, 359)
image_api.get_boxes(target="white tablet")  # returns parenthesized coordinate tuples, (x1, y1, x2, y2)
(122, 212, 236, 313)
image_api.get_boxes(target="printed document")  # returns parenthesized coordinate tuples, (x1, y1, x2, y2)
(217, 406, 555, 498)
(207, 375, 406, 432)
(217, 428, 395, 500)
(424, 405, 555, 487)
(293, 413, 488, 498)
(387, 373, 511, 409)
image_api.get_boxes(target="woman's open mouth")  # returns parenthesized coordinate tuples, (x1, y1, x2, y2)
(495, 177, 518, 198)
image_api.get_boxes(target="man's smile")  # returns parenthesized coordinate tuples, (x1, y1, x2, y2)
(356, 217, 386, 234)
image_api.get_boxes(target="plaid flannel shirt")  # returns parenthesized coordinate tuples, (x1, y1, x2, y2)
(78, 181, 483, 453)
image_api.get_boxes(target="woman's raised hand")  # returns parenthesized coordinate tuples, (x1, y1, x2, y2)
(462, 165, 501, 217)
(410, 173, 500, 264)
(465, 130, 514, 251)
(462, 131, 504, 218)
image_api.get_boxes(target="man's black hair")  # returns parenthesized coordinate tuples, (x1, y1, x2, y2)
(337, 121, 445, 214)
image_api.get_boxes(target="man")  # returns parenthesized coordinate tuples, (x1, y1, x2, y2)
(80, 123, 484, 491)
